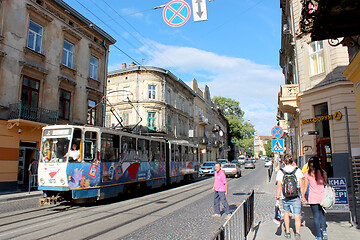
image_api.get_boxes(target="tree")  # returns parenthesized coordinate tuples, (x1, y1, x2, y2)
(212, 96, 255, 153)
(263, 138, 274, 157)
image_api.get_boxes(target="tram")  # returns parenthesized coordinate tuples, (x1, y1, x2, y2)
(38, 125, 200, 204)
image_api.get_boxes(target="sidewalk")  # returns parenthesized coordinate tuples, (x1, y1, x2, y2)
(247, 169, 360, 240)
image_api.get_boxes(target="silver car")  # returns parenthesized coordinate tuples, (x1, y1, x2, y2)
(244, 160, 255, 169)
(221, 163, 241, 178)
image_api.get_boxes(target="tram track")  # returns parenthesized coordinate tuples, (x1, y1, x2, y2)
(1, 177, 224, 239)
(37, 178, 224, 240)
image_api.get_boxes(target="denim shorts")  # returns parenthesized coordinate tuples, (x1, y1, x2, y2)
(282, 197, 301, 215)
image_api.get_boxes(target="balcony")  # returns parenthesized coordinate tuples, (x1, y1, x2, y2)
(278, 84, 299, 114)
(8, 103, 58, 125)
(199, 115, 209, 126)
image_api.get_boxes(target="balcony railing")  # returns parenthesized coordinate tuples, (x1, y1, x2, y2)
(278, 84, 299, 114)
(8, 103, 58, 125)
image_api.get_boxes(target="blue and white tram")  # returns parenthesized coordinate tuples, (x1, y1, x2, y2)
(38, 125, 200, 204)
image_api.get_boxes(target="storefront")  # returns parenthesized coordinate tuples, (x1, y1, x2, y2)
(0, 120, 43, 192)
(298, 81, 360, 179)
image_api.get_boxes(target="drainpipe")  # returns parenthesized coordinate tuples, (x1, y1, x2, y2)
(163, 72, 167, 131)
(102, 40, 109, 127)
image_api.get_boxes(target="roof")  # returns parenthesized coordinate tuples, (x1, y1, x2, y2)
(108, 65, 197, 97)
(54, 0, 116, 44)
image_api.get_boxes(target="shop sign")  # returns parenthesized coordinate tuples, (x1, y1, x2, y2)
(301, 111, 342, 125)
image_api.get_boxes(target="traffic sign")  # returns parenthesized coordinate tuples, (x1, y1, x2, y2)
(192, 0, 208, 22)
(288, 128, 295, 136)
(272, 139, 284, 152)
(163, 0, 191, 27)
(271, 126, 284, 139)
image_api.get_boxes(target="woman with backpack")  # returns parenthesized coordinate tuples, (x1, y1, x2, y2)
(302, 156, 328, 240)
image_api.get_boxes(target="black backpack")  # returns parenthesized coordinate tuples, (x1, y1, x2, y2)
(281, 168, 299, 198)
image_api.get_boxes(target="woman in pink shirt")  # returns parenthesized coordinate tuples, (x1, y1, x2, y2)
(302, 157, 328, 240)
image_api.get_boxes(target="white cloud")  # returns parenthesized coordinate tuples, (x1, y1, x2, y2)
(116, 40, 283, 135)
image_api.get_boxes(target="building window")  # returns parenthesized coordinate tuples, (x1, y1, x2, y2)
(105, 115, 111, 128)
(59, 89, 71, 120)
(88, 99, 96, 125)
(148, 112, 156, 130)
(148, 85, 156, 99)
(89, 56, 98, 80)
(167, 116, 172, 131)
(21, 77, 39, 108)
(27, 20, 43, 53)
(62, 40, 74, 68)
(123, 86, 130, 101)
(122, 112, 129, 126)
(309, 41, 325, 76)
(314, 103, 330, 138)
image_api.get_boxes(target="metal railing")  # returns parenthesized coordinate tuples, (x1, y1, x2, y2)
(8, 103, 58, 124)
(212, 190, 255, 240)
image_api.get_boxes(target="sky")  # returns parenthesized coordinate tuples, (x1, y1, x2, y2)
(64, 0, 284, 136)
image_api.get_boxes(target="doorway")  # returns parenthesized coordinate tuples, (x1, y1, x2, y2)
(17, 142, 38, 187)
(317, 137, 333, 178)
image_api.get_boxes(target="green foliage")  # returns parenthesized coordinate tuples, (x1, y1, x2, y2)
(263, 138, 274, 157)
(212, 96, 255, 151)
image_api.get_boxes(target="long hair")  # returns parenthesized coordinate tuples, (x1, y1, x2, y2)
(307, 156, 324, 182)
(283, 154, 293, 165)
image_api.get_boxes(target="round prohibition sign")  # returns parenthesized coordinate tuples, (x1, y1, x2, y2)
(163, 0, 191, 27)
(271, 126, 284, 139)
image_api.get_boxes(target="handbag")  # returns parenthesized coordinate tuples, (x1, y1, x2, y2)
(320, 184, 335, 208)
(273, 200, 281, 225)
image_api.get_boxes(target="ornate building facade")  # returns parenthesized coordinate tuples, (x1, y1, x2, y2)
(0, 0, 115, 192)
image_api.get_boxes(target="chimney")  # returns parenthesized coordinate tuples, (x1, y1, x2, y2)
(129, 62, 136, 67)
(122, 63, 127, 69)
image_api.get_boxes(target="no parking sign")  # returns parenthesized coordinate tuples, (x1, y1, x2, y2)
(163, 0, 191, 27)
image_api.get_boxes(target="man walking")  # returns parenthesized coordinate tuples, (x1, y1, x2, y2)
(276, 154, 304, 239)
(212, 162, 231, 219)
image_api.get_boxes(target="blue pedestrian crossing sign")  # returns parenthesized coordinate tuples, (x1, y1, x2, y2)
(272, 139, 284, 152)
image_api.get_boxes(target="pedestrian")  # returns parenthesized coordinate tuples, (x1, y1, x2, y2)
(276, 154, 305, 239)
(212, 162, 231, 220)
(302, 157, 328, 240)
(28, 159, 37, 189)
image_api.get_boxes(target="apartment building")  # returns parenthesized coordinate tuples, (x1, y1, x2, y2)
(0, 0, 115, 192)
(254, 133, 272, 158)
(106, 65, 228, 163)
(278, 0, 360, 182)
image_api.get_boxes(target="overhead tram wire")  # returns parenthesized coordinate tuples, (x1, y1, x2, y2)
(74, 0, 143, 66)
(99, 0, 196, 82)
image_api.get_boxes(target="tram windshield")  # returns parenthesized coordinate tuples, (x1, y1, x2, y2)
(41, 138, 70, 162)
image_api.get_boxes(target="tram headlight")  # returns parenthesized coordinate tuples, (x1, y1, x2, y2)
(40, 178, 45, 185)
(60, 178, 65, 185)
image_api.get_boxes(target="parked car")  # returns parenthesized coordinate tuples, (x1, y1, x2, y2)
(244, 160, 255, 169)
(231, 159, 240, 165)
(199, 161, 216, 176)
(216, 159, 228, 166)
(264, 160, 273, 167)
(221, 163, 241, 178)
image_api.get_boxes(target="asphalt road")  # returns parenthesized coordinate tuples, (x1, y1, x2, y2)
(0, 160, 271, 240)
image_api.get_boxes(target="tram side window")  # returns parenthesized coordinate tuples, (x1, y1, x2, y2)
(184, 146, 189, 162)
(189, 147, 194, 162)
(161, 142, 165, 161)
(138, 138, 149, 162)
(84, 131, 97, 161)
(151, 141, 161, 162)
(171, 144, 176, 162)
(121, 136, 136, 161)
(101, 133, 119, 162)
